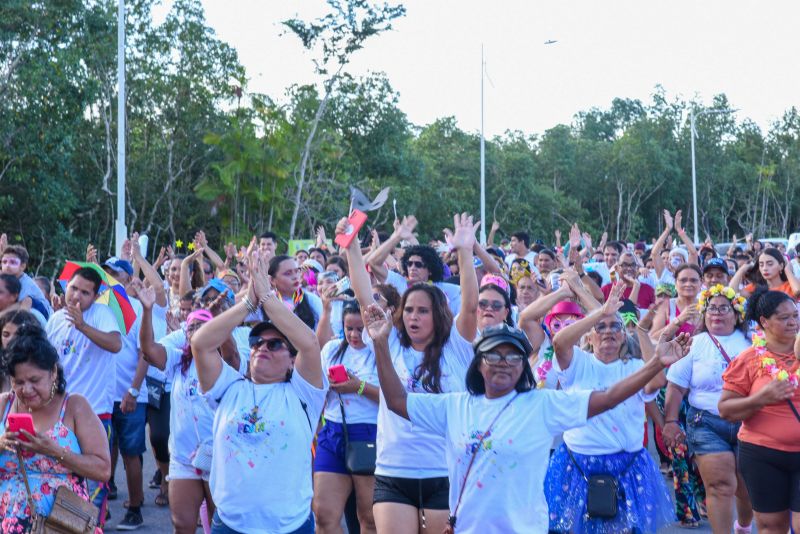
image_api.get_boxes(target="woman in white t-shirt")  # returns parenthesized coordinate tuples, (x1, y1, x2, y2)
(339, 213, 480, 534)
(362, 302, 690, 534)
(546, 283, 675, 533)
(662, 286, 754, 533)
(313, 301, 380, 533)
(191, 254, 326, 534)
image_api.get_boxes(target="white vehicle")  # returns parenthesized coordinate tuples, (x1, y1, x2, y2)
(789, 233, 800, 253)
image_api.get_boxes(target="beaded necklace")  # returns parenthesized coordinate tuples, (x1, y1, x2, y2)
(752, 332, 800, 387)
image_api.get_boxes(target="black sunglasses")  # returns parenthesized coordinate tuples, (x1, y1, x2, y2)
(248, 337, 288, 352)
(406, 260, 427, 269)
(478, 300, 505, 312)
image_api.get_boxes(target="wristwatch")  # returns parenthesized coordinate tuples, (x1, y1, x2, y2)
(128, 387, 140, 397)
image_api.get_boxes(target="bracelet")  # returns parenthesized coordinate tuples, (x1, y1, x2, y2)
(242, 295, 257, 314)
(57, 446, 67, 463)
(664, 420, 679, 424)
(636, 324, 650, 333)
(357, 381, 366, 396)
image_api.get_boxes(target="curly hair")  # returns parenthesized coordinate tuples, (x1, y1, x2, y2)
(401, 245, 444, 283)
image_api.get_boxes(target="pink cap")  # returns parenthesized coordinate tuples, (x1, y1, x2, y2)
(544, 301, 584, 330)
(480, 274, 510, 294)
(186, 309, 213, 325)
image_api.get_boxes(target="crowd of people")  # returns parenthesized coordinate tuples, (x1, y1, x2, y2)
(0, 207, 798, 533)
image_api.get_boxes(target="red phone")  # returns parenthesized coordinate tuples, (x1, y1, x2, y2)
(329, 364, 349, 384)
(7, 413, 35, 442)
(335, 210, 368, 249)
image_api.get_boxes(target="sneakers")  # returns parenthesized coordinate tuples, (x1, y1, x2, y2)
(116, 510, 143, 531)
(107, 480, 118, 501)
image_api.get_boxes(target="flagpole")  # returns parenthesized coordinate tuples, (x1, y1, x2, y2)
(115, 0, 127, 256)
(479, 45, 486, 245)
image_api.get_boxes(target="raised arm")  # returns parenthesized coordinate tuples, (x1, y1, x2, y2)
(674, 210, 699, 266)
(179, 248, 204, 296)
(337, 218, 374, 310)
(651, 210, 673, 278)
(131, 233, 167, 308)
(137, 287, 167, 370)
(728, 261, 753, 293)
(487, 220, 500, 247)
(366, 216, 417, 283)
(783, 261, 800, 298)
(587, 333, 690, 417)
(726, 235, 738, 259)
(551, 282, 625, 371)
(364, 303, 408, 419)
(449, 213, 481, 341)
(66, 303, 121, 353)
(473, 242, 502, 275)
(196, 231, 225, 273)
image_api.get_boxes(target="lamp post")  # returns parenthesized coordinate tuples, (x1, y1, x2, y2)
(115, 0, 127, 256)
(689, 107, 736, 244)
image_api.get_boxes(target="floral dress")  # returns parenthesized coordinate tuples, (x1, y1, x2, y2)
(0, 394, 92, 534)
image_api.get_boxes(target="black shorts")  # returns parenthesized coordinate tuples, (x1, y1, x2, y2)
(373, 475, 449, 510)
(738, 440, 800, 513)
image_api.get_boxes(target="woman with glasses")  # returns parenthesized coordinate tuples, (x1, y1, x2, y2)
(313, 301, 380, 533)
(190, 253, 326, 534)
(650, 263, 703, 339)
(475, 275, 514, 331)
(139, 286, 231, 533)
(719, 289, 800, 534)
(363, 303, 691, 534)
(338, 213, 480, 534)
(545, 283, 674, 533)
(661, 285, 753, 533)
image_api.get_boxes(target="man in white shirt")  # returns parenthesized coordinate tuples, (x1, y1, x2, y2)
(504, 231, 537, 269)
(46, 266, 122, 524)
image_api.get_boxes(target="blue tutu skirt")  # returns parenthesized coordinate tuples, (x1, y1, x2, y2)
(545, 443, 673, 533)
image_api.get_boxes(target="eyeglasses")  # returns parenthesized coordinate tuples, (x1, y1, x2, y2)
(594, 322, 624, 333)
(248, 337, 288, 351)
(618, 262, 637, 269)
(406, 260, 427, 269)
(706, 304, 732, 315)
(482, 352, 525, 366)
(478, 300, 505, 312)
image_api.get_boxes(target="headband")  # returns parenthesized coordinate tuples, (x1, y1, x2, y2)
(186, 309, 213, 326)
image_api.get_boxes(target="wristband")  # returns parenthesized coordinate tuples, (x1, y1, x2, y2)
(357, 381, 366, 396)
(665, 420, 679, 424)
(242, 295, 257, 314)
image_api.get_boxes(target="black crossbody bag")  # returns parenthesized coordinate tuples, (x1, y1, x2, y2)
(566, 448, 638, 519)
(338, 394, 376, 475)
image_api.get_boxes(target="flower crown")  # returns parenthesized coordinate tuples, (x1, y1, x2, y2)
(696, 284, 746, 320)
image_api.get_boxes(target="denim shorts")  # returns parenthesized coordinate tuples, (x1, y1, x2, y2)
(686, 405, 740, 456)
(111, 401, 148, 456)
(313, 420, 377, 475)
(210, 511, 314, 534)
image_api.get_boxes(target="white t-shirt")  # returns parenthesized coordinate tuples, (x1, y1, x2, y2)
(320, 341, 378, 424)
(407, 388, 591, 534)
(666, 331, 750, 415)
(114, 298, 148, 403)
(583, 262, 611, 286)
(385, 270, 462, 317)
(146, 303, 171, 392)
(46, 303, 121, 414)
(203, 363, 327, 533)
(556, 347, 657, 454)
(365, 324, 473, 478)
(504, 250, 538, 270)
(164, 346, 215, 466)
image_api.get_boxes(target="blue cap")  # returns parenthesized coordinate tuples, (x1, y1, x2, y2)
(103, 257, 134, 276)
(201, 278, 235, 307)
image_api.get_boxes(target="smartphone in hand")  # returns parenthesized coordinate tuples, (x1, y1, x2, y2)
(7, 413, 35, 442)
(329, 365, 348, 384)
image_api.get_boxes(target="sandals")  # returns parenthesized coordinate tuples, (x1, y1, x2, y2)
(734, 520, 752, 534)
(155, 490, 169, 507)
(679, 519, 700, 529)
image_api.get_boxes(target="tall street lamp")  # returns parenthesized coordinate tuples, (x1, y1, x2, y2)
(689, 107, 736, 244)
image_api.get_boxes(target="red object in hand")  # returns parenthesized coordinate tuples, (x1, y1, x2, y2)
(334, 210, 368, 249)
(329, 365, 348, 384)
(7, 413, 35, 442)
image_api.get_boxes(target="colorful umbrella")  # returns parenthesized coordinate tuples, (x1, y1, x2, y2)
(58, 261, 137, 334)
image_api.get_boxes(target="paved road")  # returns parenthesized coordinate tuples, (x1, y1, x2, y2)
(105, 436, 745, 533)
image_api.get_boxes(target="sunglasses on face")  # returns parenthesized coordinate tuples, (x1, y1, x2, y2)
(406, 260, 427, 269)
(478, 300, 505, 312)
(482, 352, 525, 366)
(594, 322, 624, 334)
(248, 337, 289, 352)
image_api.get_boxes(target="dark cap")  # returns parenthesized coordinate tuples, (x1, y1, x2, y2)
(702, 257, 730, 276)
(248, 321, 297, 355)
(473, 323, 533, 356)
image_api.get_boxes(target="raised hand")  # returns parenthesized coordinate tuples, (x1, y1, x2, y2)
(250, 251, 275, 302)
(662, 210, 674, 231)
(166, 310, 181, 333)
(224, 242, 237, 260)
(120, 238, 133, 261)
(0, 233, 7, 253)
(129, 232, 143, 259)
(363, 303, 392, 341)
(674, 210, 685, 235)
(392, 215, 418, 242)
(450, 213, 480, 251)
(554, 229, 562, 243)
(491, 220, 500, 233)
(138, 286, 157, 310)
(64, 302, 85, 330)
(154, 246, 168, 269)
(655, 332, 692, 366)
(601, 283, 626, 316)
(86, 244, 98, 264)
(569, 224, 581, 248)
(582, 232, 593, 249)
(194, 230, 208, 249)
(316, 226, 327, 247)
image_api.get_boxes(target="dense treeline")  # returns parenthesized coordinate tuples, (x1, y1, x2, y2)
(2, 0, 800, 275)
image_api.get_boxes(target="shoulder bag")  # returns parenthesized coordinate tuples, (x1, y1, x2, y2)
(566, 447, 638, 519)
(338, 393, 376, 476)
(17, 451, 99, 534)
(707, 333, 732, 365)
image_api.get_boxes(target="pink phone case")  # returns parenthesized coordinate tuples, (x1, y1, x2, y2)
(329, 364, 348, 384)
(335, 210, 368, 249)
(7, 413, 35, 442)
